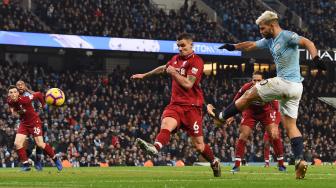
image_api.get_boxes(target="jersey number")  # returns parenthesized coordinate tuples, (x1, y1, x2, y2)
(193, 121, 199, 134)
(34, 127, 41, 135)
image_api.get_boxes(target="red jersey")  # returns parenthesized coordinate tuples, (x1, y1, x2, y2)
(166, 52, 204, 107)
(7, 92, 45, 126)
(234, 82, 279, 113)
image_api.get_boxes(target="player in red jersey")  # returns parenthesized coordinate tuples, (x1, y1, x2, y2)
(131, 33, 221, 177)
(15, 80, 44, 171)
(7, 85, 62, 171)
(219, 71, 286, 172)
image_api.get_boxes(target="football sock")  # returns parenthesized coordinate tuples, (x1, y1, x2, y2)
(272, 138, 284, 166)
(222, 102, 240, 120)
(17, 148, 29, 163)
(235, 139, 246, 167)
(264, 144, 270, 165)
(290, 137, 304, 161)
(201, 144, 215, 163)
(43, 144, 56, 159)
(154, 129, 171, 151)
(36, 147, 43, 161)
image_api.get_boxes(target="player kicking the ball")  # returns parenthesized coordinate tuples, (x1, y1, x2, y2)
(7, 85, 62, 171)
(131, 33, 221, 177)
(207, 11, 326, 179)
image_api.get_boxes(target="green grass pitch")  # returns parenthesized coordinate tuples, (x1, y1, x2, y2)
(0, 166, 335, 188)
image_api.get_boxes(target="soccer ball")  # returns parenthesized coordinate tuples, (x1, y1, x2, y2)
(45, 88, 65, 106)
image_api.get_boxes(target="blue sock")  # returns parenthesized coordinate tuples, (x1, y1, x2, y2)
(290, 137, 304, 160)
(223, 101, 240, 119)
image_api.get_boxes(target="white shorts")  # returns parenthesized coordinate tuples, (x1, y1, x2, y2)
(255, 77, 303, 119)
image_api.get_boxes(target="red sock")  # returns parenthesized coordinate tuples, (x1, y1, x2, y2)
(235, 139, 246, 167)
(43, 144, 56, 158)
(201, 144, 215, 163)
(154, 129, 171, 151)
(17, 148, 28, 163)
(272, 138, 284, 166)
(264, 143, 270, 165)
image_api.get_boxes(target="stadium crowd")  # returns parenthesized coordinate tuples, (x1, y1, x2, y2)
(0, 57, 334, 168)
(1, 0, 334, 49)
(33, 0, 236, 43)
(203, 0, 335, 49)
(279, 0, 335, 50)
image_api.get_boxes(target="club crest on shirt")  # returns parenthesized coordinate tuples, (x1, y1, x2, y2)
(182, 61, 188, 67)
(274, 43, 281, 51)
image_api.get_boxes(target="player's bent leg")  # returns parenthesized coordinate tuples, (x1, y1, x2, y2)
(235, 87, 261, 112)
(214, 87, 262, 123)
(34, 136, 62, 171)
(14, 134, 30, 171)
(136, 117, 178, 156)
(154, 117, 178, 150)
(191, 136, 221, 177)
(282, 115, 307, 179)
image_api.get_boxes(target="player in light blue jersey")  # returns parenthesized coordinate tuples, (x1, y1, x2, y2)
(207, 11, 326, 179)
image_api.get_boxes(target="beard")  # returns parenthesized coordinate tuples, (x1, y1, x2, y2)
(264, 33, 273, 39)
(263, 29, 274, 39)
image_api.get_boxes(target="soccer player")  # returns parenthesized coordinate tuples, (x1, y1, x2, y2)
(208, 11, 325, 179)
(131, 33, 221, 177)
(7, 85, 62, 171)
(16, 80, 44, 171)
(225, 71, 285, 172)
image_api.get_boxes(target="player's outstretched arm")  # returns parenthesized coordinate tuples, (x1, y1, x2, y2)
(219, 42, 257, 52)
(130, 65, 166, 79)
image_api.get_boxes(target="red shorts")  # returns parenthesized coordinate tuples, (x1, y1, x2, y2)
(17, 118, 43, 137)
(162, 104, 203, 137)
(241, 108, 281, 129)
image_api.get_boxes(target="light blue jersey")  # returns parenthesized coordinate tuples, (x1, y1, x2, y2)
(256, 30, 302, 82)
(22, 91, 32, 97)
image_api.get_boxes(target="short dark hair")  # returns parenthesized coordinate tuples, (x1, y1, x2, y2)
(16, 80, 25, 85)
(177, 33, 193, 41)
(7, 85, 17, 92)
(252, 71, 263, 77)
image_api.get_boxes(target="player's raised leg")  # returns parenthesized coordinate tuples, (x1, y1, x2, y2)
(34, 135, 62, 171)
(136, 116, 178, 156)
(14, 133, 30, 171)
(207, 87, 261, 123)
